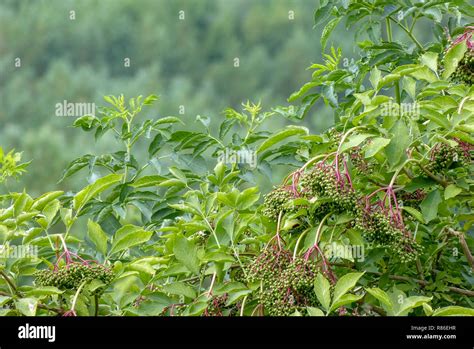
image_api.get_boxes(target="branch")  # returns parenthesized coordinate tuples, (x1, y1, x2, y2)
(447, 229, 474, 273)
(417, 163, 448, 187)
(0, 270, 18, 295)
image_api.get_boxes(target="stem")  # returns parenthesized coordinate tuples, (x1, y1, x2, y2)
(388, 16, 424, 51)
(202, 215, 221, 248)
(293, 228, 311, 259)
(448, 229, 474, 273)
(94, 294, 99, 316)
(0, 270, 17, 295)
(240, 295, 248, 316)
(417, 163, 448, 187)
(207, 272, 217, 296)
(314, 212, 332, 246)
(386, 17, 401, 104)
(70, 280, 88, 313)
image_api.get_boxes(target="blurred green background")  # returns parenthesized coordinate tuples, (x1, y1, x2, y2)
(0, 0, 360, 195)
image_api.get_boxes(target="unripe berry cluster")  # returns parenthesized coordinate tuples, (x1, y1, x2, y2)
(262, 187, 297, 220)
(246, 247, 318, 316)
(450, 50, 474, 85)
(203, 293, 228, 316)
(399, 189, 427, 207)
(350, 147, 374, 174)
(355, 210, 422, 263)
(299, 164, 358, 217)
(34, 263, 114, 295)
(427, 142, 472, 174)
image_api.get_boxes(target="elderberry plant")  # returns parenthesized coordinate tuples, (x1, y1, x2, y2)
(0, 0, 473, 317)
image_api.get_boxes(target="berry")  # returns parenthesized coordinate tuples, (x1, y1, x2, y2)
(245, 246, 319, 316)
(34, 263, 114, 295)
(450, 50, 474, 85)
(262, 187, 297, 220)
(354, 209, 422, 263)
(426, 141, 472, 174)
(299, 163, 358, 217)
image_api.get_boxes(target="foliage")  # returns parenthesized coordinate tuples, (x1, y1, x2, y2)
(0, 0, 473, 317)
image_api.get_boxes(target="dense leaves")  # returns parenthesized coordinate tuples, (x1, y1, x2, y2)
(0, 0, 473, 317)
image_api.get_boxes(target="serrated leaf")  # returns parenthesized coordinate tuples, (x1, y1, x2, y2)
(332, 272, 364, 308)
(420, 189, 441, 223)
(442, 41, 467, 79)
(87, 219, 108, 256)
(366, 287, 392, 308)
(364, 137, 390, 158)
(73, 173, 123, 211)
(16, 298, 37, 316)
(340, 133, 373, 152)
(432, 306, 474, 316)
(395, 296, 432, 316)
(25, 286, 64, 297)
(109, 225, 152, 256)
(173, 236, 200, 274)
(257, 126, 308, 154)
(385, 120, 410, 168)
(444, 184, 462, 200)
(162, 282, 196, 299)
(314, 273, 331, 311)
(307, 307, 325, 316)
(330, 293, 363, 312)
(370, 66, 381, 89)
(321, 17, 341, 52)
(31, 191, 64, 211)
(401, 206, 425, 224)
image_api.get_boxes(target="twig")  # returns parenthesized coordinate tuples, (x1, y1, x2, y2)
(447, 229, 474, 273)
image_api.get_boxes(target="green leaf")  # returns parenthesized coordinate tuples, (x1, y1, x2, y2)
(364, 137, 390, 158)
(340, 133, 373, 152)
(87, 219, 108, 256)
(377, 73, 401, 89)
(365, 288, 392, 308)
(162, 282, 196, 299)
(16, 298, 38, 316)
(237, 187, 260, 210)
(332, 272, 364, 307)
(395, 296, 432, 316)
(420, 52, 438, 73)
(330, 293, 363, 312)
(314, 3, 332, 26)
(307, 307, 325, 316)
(432, 306, 474, 316)
(73, 173, 123, 211)
(143, 94, 159, 105)
(257, 126, 308, 154)
(109, 225, 152, 256)
(442, 41, 467, 80)
(369, 66, 381, 89)
(385, 120, 410, 168)
(314, 273, 331, 311)
(131, 175, 166, 188)
(321, 17, 341, 52)
(31, 191, 64, 211)
(444, 184, 462, 200)
(401, 207, 425, 224)
(402, 76, 416, 100)
(25, 286, 64, 297)
(420, 189, 442, 223)
(173, 236, 200, 274)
